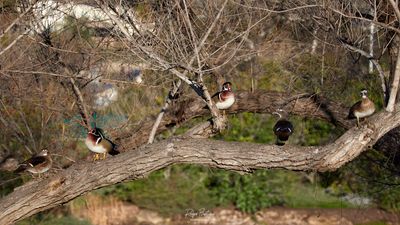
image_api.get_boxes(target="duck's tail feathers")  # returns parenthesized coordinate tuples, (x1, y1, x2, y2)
(109, 147, 120, 156)
(275, 138, 286, 146)
(14, 164, 27, 173)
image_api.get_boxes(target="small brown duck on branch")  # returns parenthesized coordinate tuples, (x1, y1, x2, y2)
(14, 149, 52, 177)
(347, 89, 375, 127)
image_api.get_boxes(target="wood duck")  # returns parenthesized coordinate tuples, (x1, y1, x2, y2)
(85, 127, 119, 160)
(14, 149, 52, 175)
(273, 110, 294, 146)
(347, 89, 375, 127)
(215, 82, 235, 110)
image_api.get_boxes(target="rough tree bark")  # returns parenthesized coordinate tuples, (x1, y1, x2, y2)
(1, 100, 400, 224)
(115, 91, 352, 151)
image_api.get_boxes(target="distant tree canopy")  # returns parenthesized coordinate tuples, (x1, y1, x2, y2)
(1, 0, 400, 224)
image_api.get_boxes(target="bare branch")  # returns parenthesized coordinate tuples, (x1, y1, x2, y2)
(0, 0, 37, 40)
(1, 104, 400, 225)
(340, 41, 388, 104)
(69, 76, 90, 130)
(116, 91, 352, 152)
(148, 80, 182, 144)
(0, 30, 30, 57)
(388, 0, 400, 22)
(387, 45, 400, 112)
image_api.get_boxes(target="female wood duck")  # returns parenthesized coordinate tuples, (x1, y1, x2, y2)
(85, 127, 119, 160)
(14, 149, 52, 175)
(348, 89, 375, 127)
(273, 110, 294, 146)
(215, 82, 235, 110)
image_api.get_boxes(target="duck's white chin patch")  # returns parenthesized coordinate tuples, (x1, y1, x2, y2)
(85, 138, 107, 153)
(216, 97, 235, 110)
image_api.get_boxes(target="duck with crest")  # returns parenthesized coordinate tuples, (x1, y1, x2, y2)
(85, 127, 119, 160)
(347, 89, 375, 127)
(273, 109, 294, 146)
(213, 82, 235, 111)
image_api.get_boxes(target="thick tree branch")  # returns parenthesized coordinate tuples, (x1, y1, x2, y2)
(1, 103, 400, 225)
(116, 91, 352, 151)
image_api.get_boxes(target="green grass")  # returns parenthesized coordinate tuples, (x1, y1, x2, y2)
(283, 182, 353, 208)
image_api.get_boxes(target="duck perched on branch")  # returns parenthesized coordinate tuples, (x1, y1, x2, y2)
(14, 149, 52, 176)
(85, 127, 119, 160)
(214, 82, 235, 110)
(348, 89, 375, 127)
(273, 110, 294, 146)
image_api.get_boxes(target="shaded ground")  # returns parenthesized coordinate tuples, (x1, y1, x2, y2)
(71, 202, 400, 225)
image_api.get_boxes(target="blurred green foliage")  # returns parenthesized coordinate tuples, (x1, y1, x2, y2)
(63, 16, 94, 41)
(98, 165, 219, 215)
(206, 170, 283, 213)
(92, 113, 354, 214)
(0, 171, 23, 196)
(338, 149, 400, 211)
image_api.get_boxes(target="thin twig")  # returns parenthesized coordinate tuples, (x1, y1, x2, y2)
(0, 30, 30, 57)
(0, 0, 37, 40)
(340, 40, 388, 104)
(2, 70, 150, 86)
(69, 76, 90, 130)
(388, 0, 400, 22)
(148, 80, 181, 144)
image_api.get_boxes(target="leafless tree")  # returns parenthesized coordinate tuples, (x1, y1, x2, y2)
(2, 0, 400, 224)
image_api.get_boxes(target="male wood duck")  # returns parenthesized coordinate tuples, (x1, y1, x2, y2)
(273, 110, 294, 146)
(215, 82, 235, 110)
(348, 89, 375, 127)
(14, 149, 52, 175)
(85, 127, 119, 160)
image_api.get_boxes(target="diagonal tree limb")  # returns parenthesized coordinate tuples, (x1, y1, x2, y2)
(0, 29, 30, 57)
(115, 91, 352, 152)
(0, 0, 37, 40)
(388, 0, 400, 22)
(69, 76, 90, 130)
(1, 102, 400, 225)
(148, 80, 182, 144)
(339, 40, 388, 104)
(386, 45, 400, 112)
(96, 0, 229, 131)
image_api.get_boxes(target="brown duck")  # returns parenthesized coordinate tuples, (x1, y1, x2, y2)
(348, 89, 375, 127)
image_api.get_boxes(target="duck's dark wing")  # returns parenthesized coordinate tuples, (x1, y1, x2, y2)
(108, 139, 119, 156)
(15, 156, 47, 173)
(211, 91, 221, 99)
(348, 101, 361, 119)
(273, 120, 294, 141)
